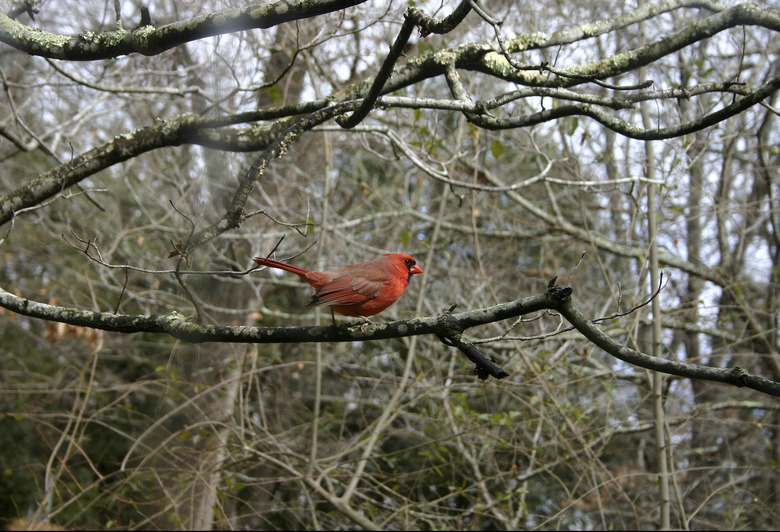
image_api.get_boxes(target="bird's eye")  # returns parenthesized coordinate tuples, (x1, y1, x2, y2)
(404, 258, 415, 269)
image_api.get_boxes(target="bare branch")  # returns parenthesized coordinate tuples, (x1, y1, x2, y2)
(0, 0, 369, 60)
(3, 282, 779, 395)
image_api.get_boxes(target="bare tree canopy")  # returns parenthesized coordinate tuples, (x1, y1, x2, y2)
(2, 0, 780, 529)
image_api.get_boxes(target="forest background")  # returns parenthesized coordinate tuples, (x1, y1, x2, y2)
(1, 0, 780, 529)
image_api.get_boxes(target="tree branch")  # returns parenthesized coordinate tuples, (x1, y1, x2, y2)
(455, 75, 780, 138)
(0, 109, 307, 228)
(0, 0, 368, 60)
(554, 290, 780, 398)
(337, 0, 473, 128)
(3, 282, 779, 395)
(184, 101, 361, 252)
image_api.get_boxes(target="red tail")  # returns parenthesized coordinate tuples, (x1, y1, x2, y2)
(253, 257, 312, 279)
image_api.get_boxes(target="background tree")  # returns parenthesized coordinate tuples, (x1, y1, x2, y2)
(1, 0, 780, 529)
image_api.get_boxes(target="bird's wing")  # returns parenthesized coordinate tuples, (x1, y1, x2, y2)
(308, 271, 386, 307)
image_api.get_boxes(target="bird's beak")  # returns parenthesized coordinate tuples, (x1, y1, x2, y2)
(410, 264, 423, 274)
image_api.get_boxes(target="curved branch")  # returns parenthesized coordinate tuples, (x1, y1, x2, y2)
(0, 0, 368, 60)
(0, 284, 550, 342)
(4, 2, 777, 231)
(556, 296, 780, 398)
(0, 107, 317, 227)
(0, 283, 550, 380)
(372, 2, 779, 98)
(458, 75, 780, 138)
(2, 282, 779, 395)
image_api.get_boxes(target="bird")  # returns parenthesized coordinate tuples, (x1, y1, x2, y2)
(253, 253, 423, 321)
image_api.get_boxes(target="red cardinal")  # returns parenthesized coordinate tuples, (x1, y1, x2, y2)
(253, 253, 422, 319)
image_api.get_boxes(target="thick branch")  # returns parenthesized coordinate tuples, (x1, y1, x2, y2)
(555, 293, 780, 398)
(0, 284, 550, 342)
(4, 2, 778, 231)
(467, 2, 780, 88)
(457, 75, 780, 138)
(0, 109, 309, 227)
(0, 284, 550, 380)
(3, 283, 779, 395)
(0, 0, 368, 60)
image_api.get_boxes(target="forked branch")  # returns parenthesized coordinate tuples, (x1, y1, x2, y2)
(2, 281, 778, 394)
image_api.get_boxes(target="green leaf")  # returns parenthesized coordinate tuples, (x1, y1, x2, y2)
(562, 116, 579, 135)
(490, 139, 505, 159)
